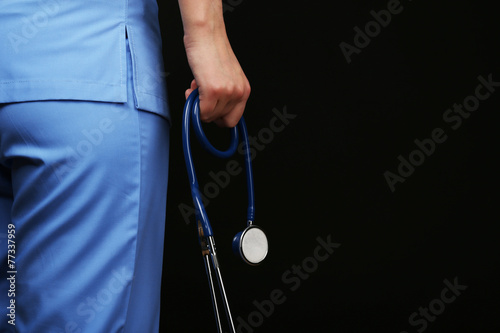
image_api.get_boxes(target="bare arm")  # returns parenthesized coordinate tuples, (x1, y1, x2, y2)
(177, 0, 250, 127)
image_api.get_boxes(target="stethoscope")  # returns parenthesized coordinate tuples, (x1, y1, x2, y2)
(182, 89, 269, 333)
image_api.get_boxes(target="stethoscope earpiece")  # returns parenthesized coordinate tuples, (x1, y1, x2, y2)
(232, 225, 268, 265)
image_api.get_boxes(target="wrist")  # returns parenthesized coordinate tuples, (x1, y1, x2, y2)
(179, 0, 226, 38)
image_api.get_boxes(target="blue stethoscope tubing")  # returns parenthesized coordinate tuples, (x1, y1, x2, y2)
(182, 88, 255, 236)
(182, 88, 256, 333)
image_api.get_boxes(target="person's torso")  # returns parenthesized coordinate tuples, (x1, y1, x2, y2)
(0, 0, 169, 120)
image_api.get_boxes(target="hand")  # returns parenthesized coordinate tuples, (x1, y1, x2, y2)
(178, 0, 250, 128)
(183, 32, 250, 128)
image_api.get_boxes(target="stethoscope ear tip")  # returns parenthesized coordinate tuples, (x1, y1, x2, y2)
(232, 225, 268, 265)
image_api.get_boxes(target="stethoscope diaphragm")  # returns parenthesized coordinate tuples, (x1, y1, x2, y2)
(233, 225, 268, 265)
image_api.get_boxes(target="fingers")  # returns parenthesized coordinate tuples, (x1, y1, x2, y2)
(202, 78, 250, 126)
(211, 88, 248, 127)
(185, 79, 250, 128)
(213, 100, 246, 127)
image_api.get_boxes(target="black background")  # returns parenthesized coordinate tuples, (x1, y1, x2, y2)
(158, 1, 499, 332)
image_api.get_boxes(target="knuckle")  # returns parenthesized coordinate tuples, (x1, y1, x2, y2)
(214, 84, 230, 96)
(233, 85, 246, 100)
(245, 83, 251, 98)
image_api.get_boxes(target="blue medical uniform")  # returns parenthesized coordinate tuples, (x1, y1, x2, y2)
(0, 1, 171, 332)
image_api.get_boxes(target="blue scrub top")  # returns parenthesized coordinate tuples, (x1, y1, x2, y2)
(0, 0, 170, 121)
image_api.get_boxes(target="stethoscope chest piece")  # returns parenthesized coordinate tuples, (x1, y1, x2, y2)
(233, 225, 268, 265)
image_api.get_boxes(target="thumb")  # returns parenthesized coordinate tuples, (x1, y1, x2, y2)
(185, 79, 198, 99)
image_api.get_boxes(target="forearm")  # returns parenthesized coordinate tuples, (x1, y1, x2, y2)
(177, 0, 226, 39)
(177, 0, 250, 128)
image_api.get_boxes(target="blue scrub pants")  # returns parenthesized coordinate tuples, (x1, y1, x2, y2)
(0, 41, 170, 332)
